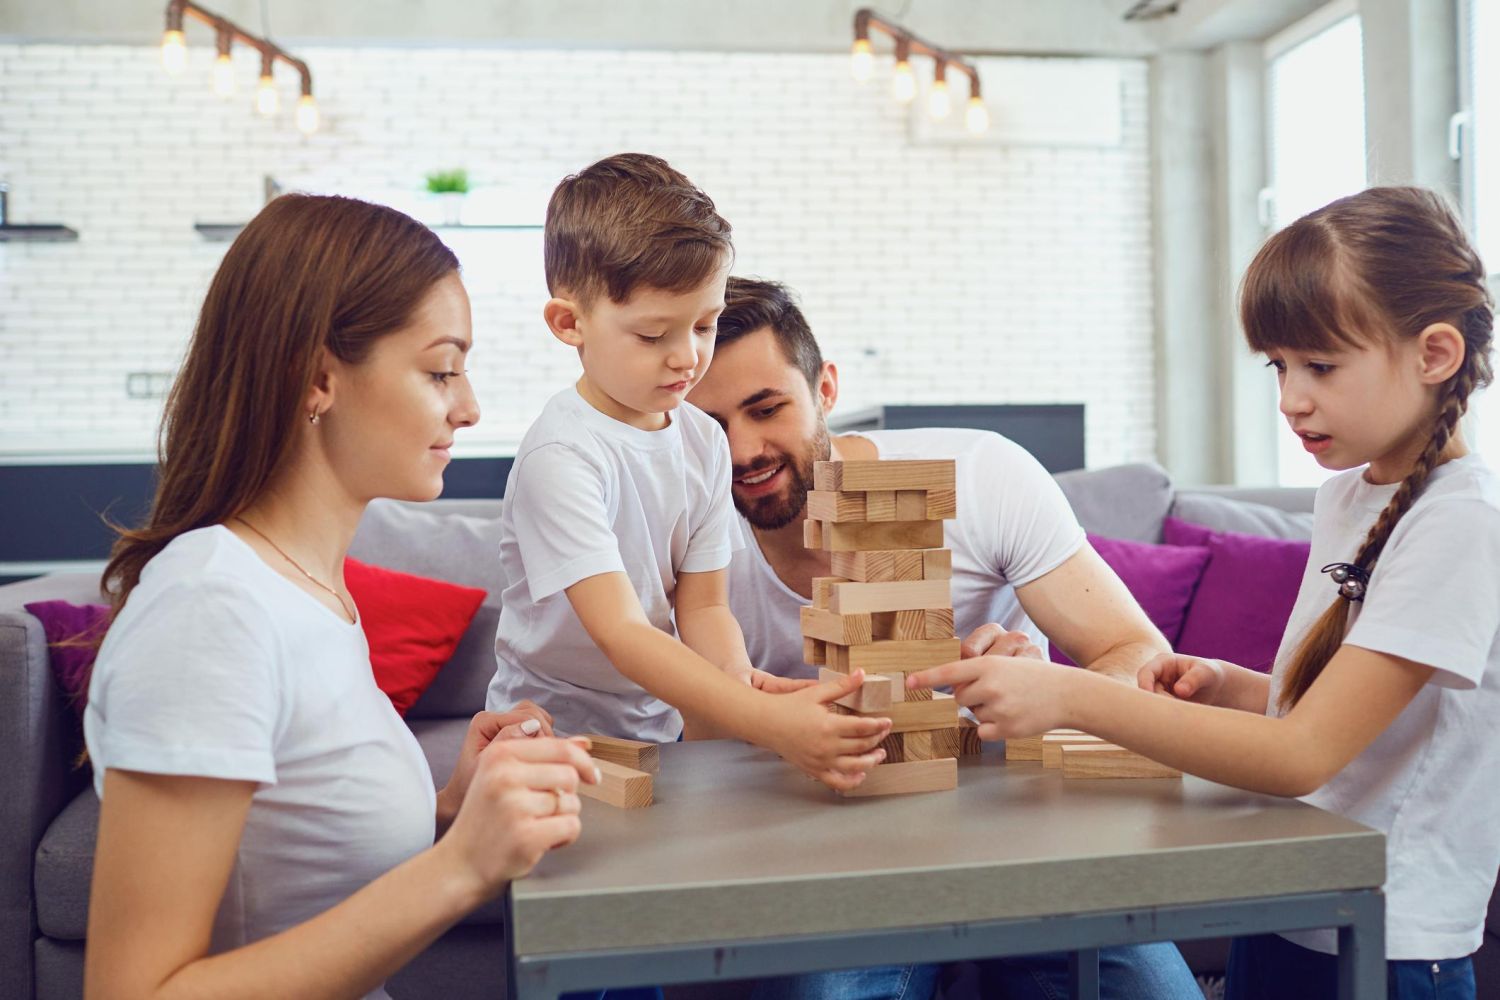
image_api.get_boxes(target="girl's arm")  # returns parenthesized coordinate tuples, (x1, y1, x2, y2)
(910, 644, 1433, 797)
(87, 738, 595, 1000)
(1136, 653, 1274, 714)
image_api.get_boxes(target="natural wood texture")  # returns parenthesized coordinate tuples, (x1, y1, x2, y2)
(810, 576, 851, 610)
(958, 718, 983, 757)
(896, 490, 927, 521)
(902, 729, 935, 761)
(803, 519, 823, 549)
(925, 488, 958, 520)
(930, 726, 961, 760)
(803, 637, 826, 666)
(1004, 728, 1086, 762)
(877, 729, 905, 764)
(837, 757, 957, 797)
(820, 638, 960, 673)
(820, 668, 893, 711)
(818, 520, 945, 552)
(578, 758, 654, 808)
(800, 606, 873, 645)
(924, 607, 955, 639)
(893, 550, 925, 580)
(830, 549, 933, 582)
(815, 460, 956, 492)
(806, 491, 866, 523)
(922, 549, 953, 580)
(873, 609, 930, 641)
(865, 490, 897, 521)
(846, 692, 958, 733)
(1062, 743, 1183, 780)
(1041, 733, 1109, 768)
(583, 734, 661, 774)
(827, 579, 952, 616)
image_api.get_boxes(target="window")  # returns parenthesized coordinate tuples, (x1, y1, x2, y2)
(1460, 0, 1499, 460)
(1263, 1, 1367, 486)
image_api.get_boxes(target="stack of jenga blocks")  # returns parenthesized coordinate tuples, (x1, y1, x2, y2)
(800, 459, 982, 797)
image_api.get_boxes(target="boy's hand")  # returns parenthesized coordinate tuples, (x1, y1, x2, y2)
(767, 669, 892, 791)
(749, 668, 818, 694)
(907, 656, 1073, 741)
(1137, 653, 1226, 704)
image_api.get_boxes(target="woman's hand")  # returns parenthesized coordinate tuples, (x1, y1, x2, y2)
(438, 702, 555, 830)
(1136, 653, 1227, 705)
(907, 655, 1075, 740)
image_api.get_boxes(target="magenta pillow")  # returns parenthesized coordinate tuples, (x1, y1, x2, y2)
(1050, 534, 1212, 666)
(24, 600, 109, 718)
(1164, 517, 1311, 673)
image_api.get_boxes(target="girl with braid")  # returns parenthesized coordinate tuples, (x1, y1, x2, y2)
(908, 187, 1497, 1000)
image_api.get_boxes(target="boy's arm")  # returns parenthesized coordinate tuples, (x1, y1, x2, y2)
(675, 568, 754, 683)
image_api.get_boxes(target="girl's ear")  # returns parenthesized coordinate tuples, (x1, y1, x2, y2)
(1415, 322, 1466, 386)
(304, 348, 336, 419)
(544, 297, 585, 348)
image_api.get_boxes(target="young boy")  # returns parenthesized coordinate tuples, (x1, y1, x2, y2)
(485, 153, 888, 790)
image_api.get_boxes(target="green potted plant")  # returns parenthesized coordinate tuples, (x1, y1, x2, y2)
(426, 168, 470, 225)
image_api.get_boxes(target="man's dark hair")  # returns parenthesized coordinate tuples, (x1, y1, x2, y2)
(717, 276, 824, 389)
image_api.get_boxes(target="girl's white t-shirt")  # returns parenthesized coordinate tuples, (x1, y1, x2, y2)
(84, 526, 437, 1000)
(1268, 454, 1500, 960)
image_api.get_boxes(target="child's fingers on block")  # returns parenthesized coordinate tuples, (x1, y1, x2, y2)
(830, 714, 891, 738)
(907, 659, 971, 690)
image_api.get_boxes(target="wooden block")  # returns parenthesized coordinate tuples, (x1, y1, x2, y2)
(872, 609, 929, 641)
(839, 638, 961, 673)
(922, 549, 953, 580)
(877, 729, 905, 764)
(811, 576, 851, 610)
(831, 550, 924, 582)
(578, 758, 653, 808)
(1005, 728, 1085, 761)
(896, 490, 927, 520)
(902, 730, 936, 761)
(930, 726, 961, 759)
(1062, 743, 1183, 779)
(815, 460, 956, 492)
(846, 691, 958, 733)
(820, 667, 893, 711)
(925, 607, 955, 639)
(893, 550, 925, 580)
(838, 757, 957, 797)
(806, 491, 866, 523)
(803, 519, 823, 549)
(925, 488, 958, 520)
(801, 606, 873, 645)
(958, 718, 983, 757)
(865, 490, 897, 521)
(582, 734, 661, 774)
(1041, 733, 1108, 768)
(827, 579, 952, 616)
(819, 520, 945, 552)
(803, 637, 826, 666)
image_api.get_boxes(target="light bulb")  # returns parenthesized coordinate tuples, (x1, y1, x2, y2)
(965, 96, 990, 134)
(256, 74, 279, 117)
(928, 79, 952, 121)
(892, 60, 916, 104)
(850, 38, 873, 83)
(212, 53, 235, 97)
(296, 94, 319, 135)
(161, 30, 187, 76)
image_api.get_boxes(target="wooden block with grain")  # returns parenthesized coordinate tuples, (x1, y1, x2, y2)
(922, 549, 953, 580)
(811, 576, 851, 610)
(959, 718, 983, 756)
(924, 607, 955, 639)
(846, 691, 958, 733)
(803, 519, 823, 549)
(896, 490, 927, 520)
(806, 491, 866, 523)
(815, 460, 956, 492)
(827, 579, 952, 616)
(818, 520, 945, 553)
(833, 637, 961, 673)
(838, 757, 957, 797)
(820, 667, 893, 711)
(864, 490, 897, 521)
(801, 605, 873, 645)
(929, 726, 961, 760)
(872, 609, 930, 641)
(578, 758, 653, 809)
(1004, 728, 1086, 761)
(877, 729, 906, 764)
(1062, 743, 1183, 779)
(803, 637, 826, 666)
(831, 549, 927, 582)
(902, 729, 935, 761)
(582, 734, 660, 774)
(925, 488, 958, 520)
(1041, 732, 1109, 768)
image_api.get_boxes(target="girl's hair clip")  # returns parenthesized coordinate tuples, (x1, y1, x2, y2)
(1321, 562, 1369, 602)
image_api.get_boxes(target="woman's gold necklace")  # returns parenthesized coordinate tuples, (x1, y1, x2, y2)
(234, 516, 356, 623)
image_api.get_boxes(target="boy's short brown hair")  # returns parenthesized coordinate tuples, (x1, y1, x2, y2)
(544, 153, 733, 307)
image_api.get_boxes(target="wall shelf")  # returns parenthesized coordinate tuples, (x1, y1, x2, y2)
(195, 222, 542, 242)
(0, 224, 79, 242)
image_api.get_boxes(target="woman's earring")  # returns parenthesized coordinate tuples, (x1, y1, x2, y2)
(309, 410, 321, 426)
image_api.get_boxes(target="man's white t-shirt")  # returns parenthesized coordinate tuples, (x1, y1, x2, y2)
(729, 428, 1087, 677)
(487, 387, 739, 742)
(84, 527, 437, 1000)
(1268, 455, 1500, 960)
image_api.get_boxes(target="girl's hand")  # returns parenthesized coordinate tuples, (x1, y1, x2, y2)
(960, 623, 1045, 661)
(750, 668, 818, 694)
(907, 656, 1074, 740)
(767, 670, 892, 791)
(438, 703, 555, 822)
(1137, 653, 1226, 704)
(437, 736, 599, 901)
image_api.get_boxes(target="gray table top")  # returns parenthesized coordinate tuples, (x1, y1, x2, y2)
(510, 740, 1384, 956)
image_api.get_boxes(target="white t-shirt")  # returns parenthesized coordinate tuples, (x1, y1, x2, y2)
(729, 428, 1087, 677)
(84, 526, 436, 1000)
(487, 387, 739, 742)
(1268, 455, 1500, 960)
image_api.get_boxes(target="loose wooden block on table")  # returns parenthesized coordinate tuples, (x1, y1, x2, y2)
(827, 578, 952, 616)
(582, 734, 661, 774)
(837, 757, 957, 797)
(814, 519, 945, 553)
(578, 758, 654, 809)
(830, 549, 942, 582)
(1004, 728, 1086, 762)
(1041, 733, 1109, 768)
(815, 460, 956, 492)
(1062, 743, 1183, 779)
(806, 491, 867, 523)
(819, 667, 893, 711)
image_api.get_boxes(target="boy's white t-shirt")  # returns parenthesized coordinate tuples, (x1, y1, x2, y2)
(84, 526, 437, 1000)
(728, 428, 1087, 677)
(487, 387, 739, 742)
(1268, 455, 1500, 960)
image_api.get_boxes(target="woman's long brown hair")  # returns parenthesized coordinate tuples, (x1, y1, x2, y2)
(101, 194, 459, 619)
(1241, 187, 1493, 710)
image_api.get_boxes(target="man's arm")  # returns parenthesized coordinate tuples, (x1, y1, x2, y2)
(1014, 543, 1170, 682)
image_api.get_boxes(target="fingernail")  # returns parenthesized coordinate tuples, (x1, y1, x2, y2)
(593, 766, 603, 784)
(521, 719, 541, 735)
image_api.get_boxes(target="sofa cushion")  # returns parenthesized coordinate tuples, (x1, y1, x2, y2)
(33, 789, 96, 940)
(1054, 463, 1174, 542)
(1171, 491, 1314, 540)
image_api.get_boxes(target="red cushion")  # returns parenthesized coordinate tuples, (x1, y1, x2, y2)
(344, 557, 487, 716)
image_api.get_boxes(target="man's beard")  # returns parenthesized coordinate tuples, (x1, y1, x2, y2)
(733, 418, 831, 531)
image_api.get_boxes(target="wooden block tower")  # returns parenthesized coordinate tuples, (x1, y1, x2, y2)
(801, 459, 970, 796)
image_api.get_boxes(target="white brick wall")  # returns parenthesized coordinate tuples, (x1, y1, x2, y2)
(0, 43, 1155, 465)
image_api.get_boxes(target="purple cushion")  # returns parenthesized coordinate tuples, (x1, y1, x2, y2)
(1164, 517, 1311, 673)
(23, 600, 108, 717)
(1051, 534, 1212, 666)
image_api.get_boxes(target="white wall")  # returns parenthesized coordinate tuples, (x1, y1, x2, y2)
(0, 43, 1155, 465)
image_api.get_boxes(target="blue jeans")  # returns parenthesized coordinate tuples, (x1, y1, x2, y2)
(1227, 934, 1476, 1000)
(748, 941, 1197, 1000)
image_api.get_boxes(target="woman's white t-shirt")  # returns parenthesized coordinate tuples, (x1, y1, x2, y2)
(1268, 455, 1500, 960)
(84, 526, 437, 999)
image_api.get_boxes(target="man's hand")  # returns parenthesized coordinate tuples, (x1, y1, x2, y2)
(961, 623, 1045, 661)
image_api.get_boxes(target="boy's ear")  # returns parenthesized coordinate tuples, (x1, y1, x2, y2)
(1416, 322, 1466, 385)
(544, 297, 586, 348)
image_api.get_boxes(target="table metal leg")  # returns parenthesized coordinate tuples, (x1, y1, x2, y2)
(1337, 890, 1386, 1000)
(1068, 948, 1101, 1000)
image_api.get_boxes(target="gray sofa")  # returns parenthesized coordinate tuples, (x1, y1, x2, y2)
(3, 462, 1496, 999)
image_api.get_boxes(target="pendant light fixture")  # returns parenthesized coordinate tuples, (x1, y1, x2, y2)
(850, 8, 988, 135)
